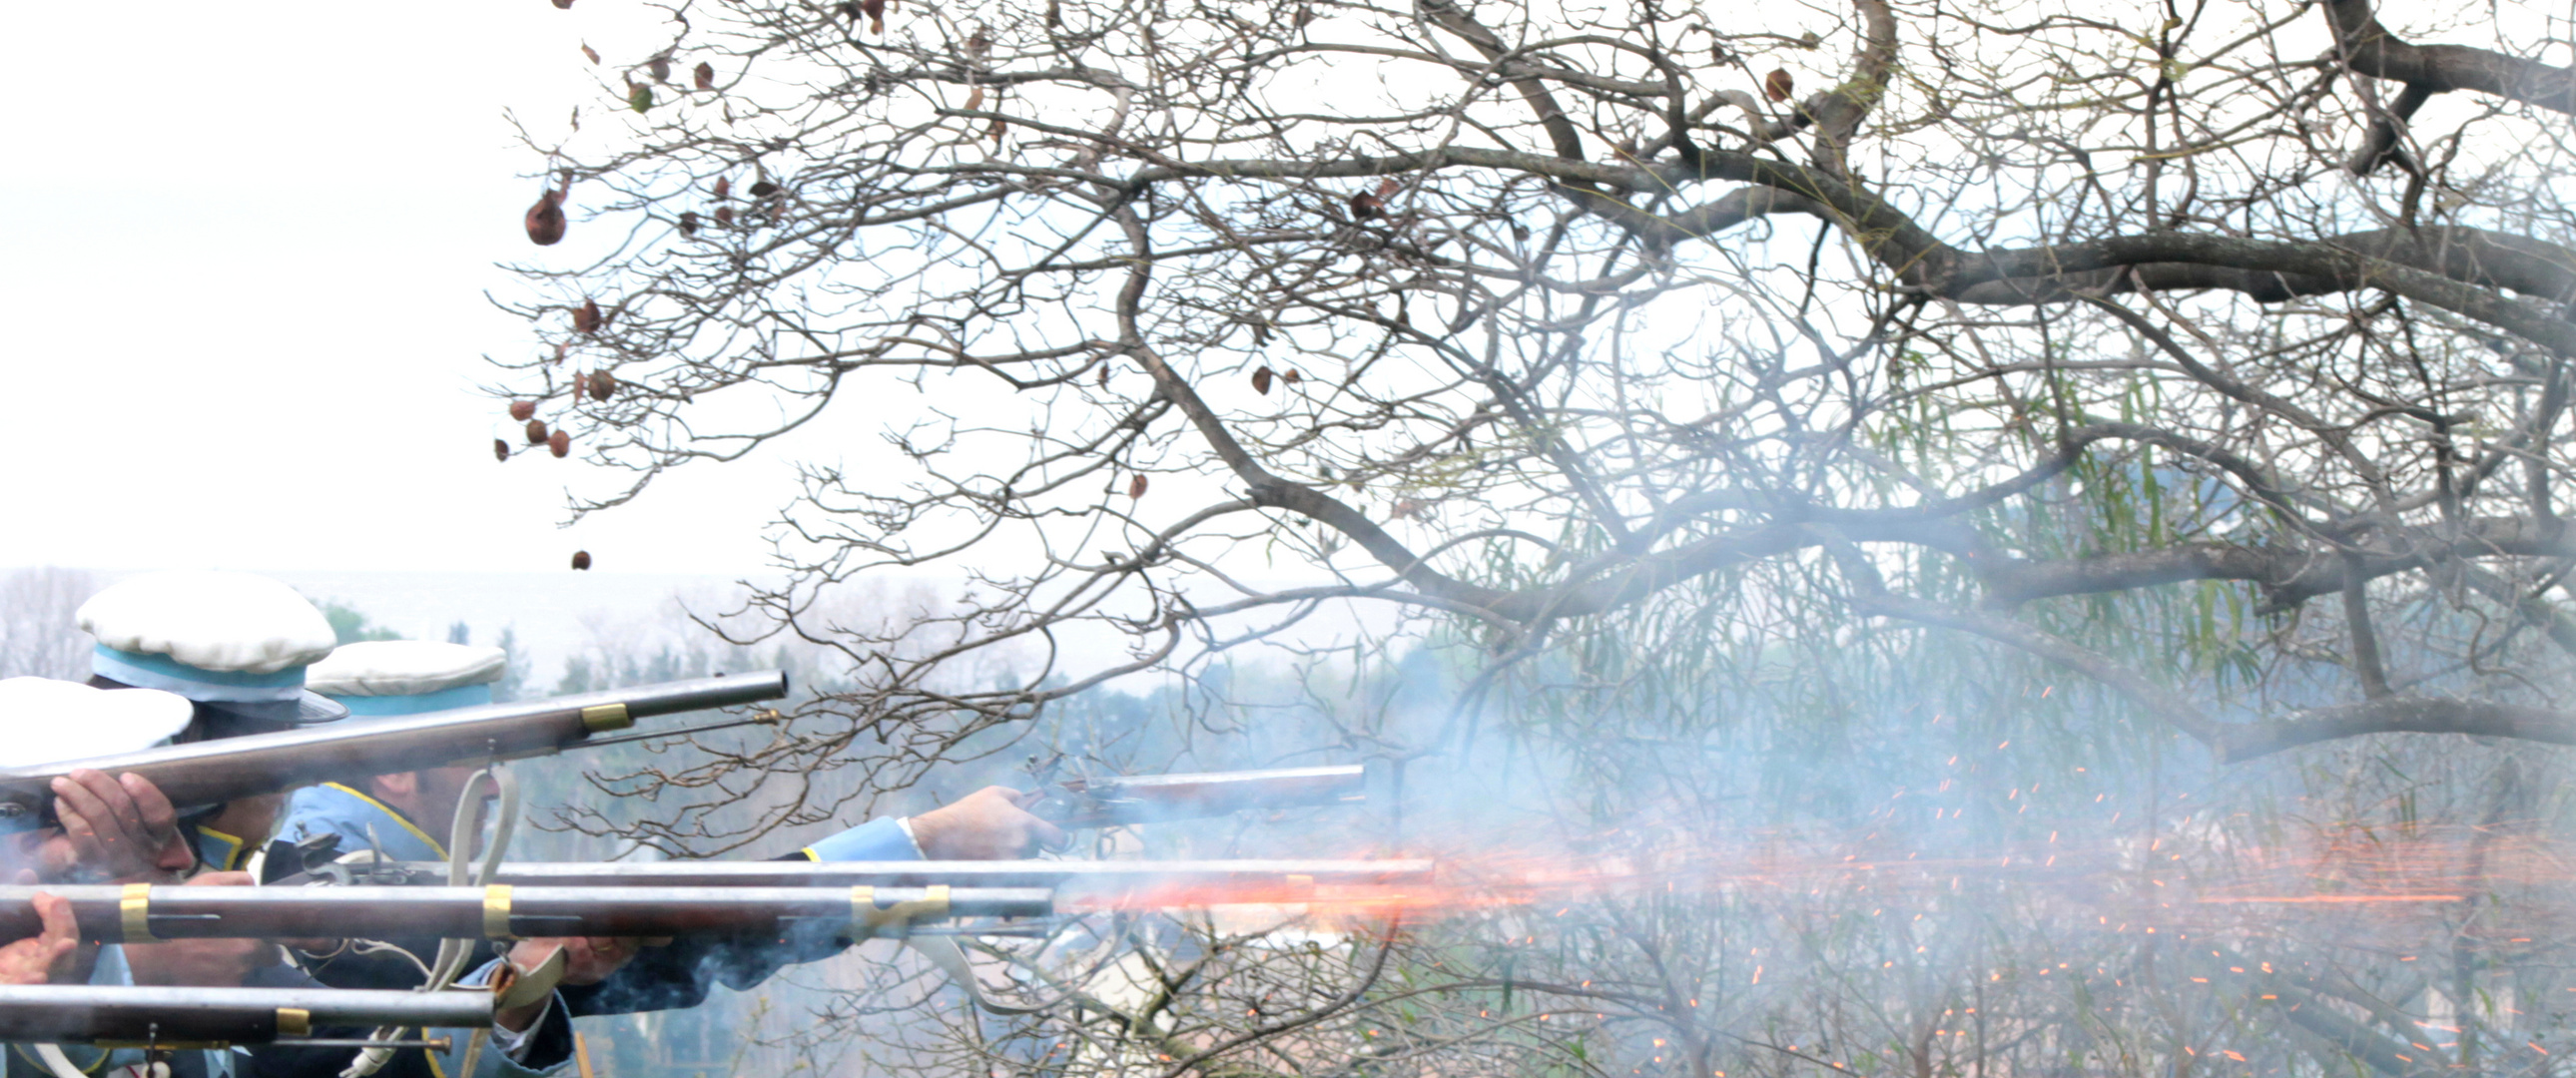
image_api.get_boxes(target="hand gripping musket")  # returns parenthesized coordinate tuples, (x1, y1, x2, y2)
(1029, 762, 1391, 827)
(0, 985, 488, 1049)
(0, 885, 1050, 943)
(293, 858, 1438, 894)
(0, 672, 791, 832)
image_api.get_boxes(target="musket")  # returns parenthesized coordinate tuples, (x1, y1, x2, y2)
(0, 885, 1049, 943)
(1031, 763, 1390, 827)
(299, 858, 1437, 891)
(0, 985, 486, 1048)
(0, 672, 791, 832)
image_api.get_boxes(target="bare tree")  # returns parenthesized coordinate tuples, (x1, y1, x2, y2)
(486, 0, 2576, 1074)
(0, 567, 99, 681)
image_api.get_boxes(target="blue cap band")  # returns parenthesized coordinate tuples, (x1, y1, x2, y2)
(92, 645, 306, 703)
(332, 683, 496, 717)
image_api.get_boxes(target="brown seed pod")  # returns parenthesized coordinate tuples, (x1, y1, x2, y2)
(1128, 474, 1149, 498)
(862, 0, 886, 34)
(714, 206, 736, 227)
(579, 43, 600, 65)
(549, 429, 572, 457)
(1252, 366, 1274, 395)
(509, 400, 537, 421)
(713, 176, 731, 200)
(493, 438, 511, 462)
(966, 26, 991, 56)
(1281, 369, 1303, 384)
(1764, 68, 1794, 103)
(525, 418, 549, 444)
(551, 0, 573, 8)
(524, 186, 566, 246)
(1348, 192, 1384, 221)
(678, 211, 699, 237)
(574, 298, 603, 333)
(647, 56, 671, 83)
(749, 180, 778, 199)
(571, 550, 592, 570)
(694, 61, 716, 90)
(587, 370, 617, 401)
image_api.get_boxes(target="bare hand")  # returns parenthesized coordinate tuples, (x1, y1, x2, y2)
(0, 892, 83, 985)
(122, 872, 278, 987)
(495, 936, 654, 1031)
(43, 771, 192, 883)
(908, 787, 1066, 860)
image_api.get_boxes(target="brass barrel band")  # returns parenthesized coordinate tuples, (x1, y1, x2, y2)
(851, 883, 952, 940)
(275, 1008, 312, 1038)
(119, 883, 154, 943)
(484, 884, 516, 939)
(578, 703, 632, 733)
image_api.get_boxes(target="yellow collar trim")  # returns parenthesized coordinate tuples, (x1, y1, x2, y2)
(196, 825, 245, 871)
(320, 783, 449, 860)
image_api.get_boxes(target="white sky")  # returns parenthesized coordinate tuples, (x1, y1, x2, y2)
(0, 1, 797, 576)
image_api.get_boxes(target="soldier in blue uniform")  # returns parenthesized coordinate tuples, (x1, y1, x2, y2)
(28, 573, 560, 1078)
(0, 675, 253, 1078)
(268, 639, 1064, 1073)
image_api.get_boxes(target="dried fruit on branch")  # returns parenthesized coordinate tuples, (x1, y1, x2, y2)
(694, 61, 715, 90)
(586, 369, 618, 401)
(525, 418, 550, 444)
(551, 0, 573, 9)
(749, 180, 778, 198)
(862, 0, 886, 34)
(1349, 191, 1384, 221)
(713, 206, 735, 227)
(509, 400, 537, 421)
(1252, 366, 1274, 395)
(524, 180, 567, 246)
(628, 83, 654, 113)
(1281, 369, 1304, 384)
(966, 27, 991, 57)
(570, 550, 592, 570)
(579, 43, 600, 64)
(548, 429, 572, 457)
(678, 211, 699, 237)
(574, 298, 604, 333)
(493, 438, 511, 462)
(1128, 474, 1149, 498)
(713, 176, 731, 200)
(1764, 68, 1794, 103)
(647, 56, 671, 83)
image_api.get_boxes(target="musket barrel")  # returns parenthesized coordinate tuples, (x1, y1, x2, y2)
(0, 985, 490, 1045)
(351, 858, 1437, 889)
(0, 884, 1048, 942)
(1048, 764, 1371, 826)
(0, 672, 789, 831)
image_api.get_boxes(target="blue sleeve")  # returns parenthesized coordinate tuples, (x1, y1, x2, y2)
(800, 816, 923, 862)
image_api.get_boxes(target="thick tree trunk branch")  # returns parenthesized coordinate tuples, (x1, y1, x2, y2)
(2218, 698, 2576, 762)
(2325, 0, 2576, 116)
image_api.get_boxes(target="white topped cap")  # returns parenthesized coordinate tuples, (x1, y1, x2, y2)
(308, 641, 507, 698)
(0, 678, 195, 768)
(77, 570, 338, 676)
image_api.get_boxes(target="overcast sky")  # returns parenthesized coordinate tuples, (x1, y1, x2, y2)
(0, 1, 805, 577)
